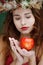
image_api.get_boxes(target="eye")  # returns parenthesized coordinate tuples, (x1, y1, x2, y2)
(15, 17, 21, 20)
(26, 16, 31, 19)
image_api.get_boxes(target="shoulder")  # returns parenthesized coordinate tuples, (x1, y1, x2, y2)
(0, 35, 6, 49)
(0, 35, 9, 56)
(0, 35, 5, 52)
(0, 35, 9, 65)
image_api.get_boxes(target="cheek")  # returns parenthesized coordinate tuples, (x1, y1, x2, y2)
(13, 19, 20, 31)
(13, 18, 18, 27)
(13, 21, 19, 28)
(27, 17, 35, 26)
(13, 18, 18, 26)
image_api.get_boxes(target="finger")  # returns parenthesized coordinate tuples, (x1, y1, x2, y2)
(13, 46, 23, 62)
(12, 38, 19, 46)
(9, 37, 23, 62)
(12, 38, 24, 55)
(11, 38, 26, 56)
(22, 49, 34, 54)
(22, 49, 35, 57)
(9, 37, 17, 53)
(9, 37, 16, 52)
(28, 50, 35, 56)
(11, 38, 17, 46)
(9, 38, 23, 53)
(16, 53, 23, 63)
(22, 49, 28, 52)
(11, 45, 16, 52)
(9, 37, 14, 46)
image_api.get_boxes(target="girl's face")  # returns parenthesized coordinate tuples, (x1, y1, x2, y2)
(13, 7, 35, 34)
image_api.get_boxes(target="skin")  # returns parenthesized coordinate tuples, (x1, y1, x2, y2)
(10, 8, 43, 65)
(9, 7, 36, 65)
(0, 7, 43, 65)
(13, 7, 35, 35)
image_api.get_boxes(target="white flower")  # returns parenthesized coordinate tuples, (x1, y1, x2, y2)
(20, 0, 29, 9)
(0, 0, 43, 12)
(3, 3, 12, 10)
(3, 0, 17, 10)
(33, 2, 42, 9)
(9, 1, 17, 9)
(29, 0, 38, 5)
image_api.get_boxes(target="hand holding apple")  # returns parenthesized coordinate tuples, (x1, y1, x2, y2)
(20, 37, 34, 51)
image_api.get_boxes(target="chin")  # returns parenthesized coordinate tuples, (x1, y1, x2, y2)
(21, 31, 31, 34)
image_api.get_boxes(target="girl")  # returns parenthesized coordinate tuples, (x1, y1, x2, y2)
(0, 0, 43, 65)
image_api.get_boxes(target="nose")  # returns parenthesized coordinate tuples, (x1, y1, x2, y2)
(21, 18, 26, 25)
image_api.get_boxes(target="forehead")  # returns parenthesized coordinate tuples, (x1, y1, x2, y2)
(13, 7, 32, 14)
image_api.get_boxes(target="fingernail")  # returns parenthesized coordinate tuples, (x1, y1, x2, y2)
(9, 37, 11, 40)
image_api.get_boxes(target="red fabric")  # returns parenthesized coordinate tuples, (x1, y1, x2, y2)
(5, 54, 13, 65)
(0, 0, 5, 3)
(5, 53, 28, 65)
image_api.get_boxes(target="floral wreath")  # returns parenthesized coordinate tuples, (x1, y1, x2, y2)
(0, 0, 43, 12)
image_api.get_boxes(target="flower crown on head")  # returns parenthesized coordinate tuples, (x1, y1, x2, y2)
(0, 0, 43, 13)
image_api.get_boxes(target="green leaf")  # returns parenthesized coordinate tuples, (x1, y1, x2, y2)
(16, 0, 22, 3)
(27, 0, 30, 2)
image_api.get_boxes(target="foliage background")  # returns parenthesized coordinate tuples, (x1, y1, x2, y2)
(0, 12, 7, 34)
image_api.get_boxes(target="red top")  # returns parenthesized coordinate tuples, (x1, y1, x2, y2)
(5, 53, 39, 65)
(5, 53, 29, 65)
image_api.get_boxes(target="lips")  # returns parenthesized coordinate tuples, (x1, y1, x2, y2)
(21, 27, 28, 30)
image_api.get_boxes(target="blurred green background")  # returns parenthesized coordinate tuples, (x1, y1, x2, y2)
(0, 12, 7, 34)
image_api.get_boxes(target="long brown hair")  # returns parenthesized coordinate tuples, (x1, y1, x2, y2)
(1, 7, 43, 63)
(2, 8, 42, 46)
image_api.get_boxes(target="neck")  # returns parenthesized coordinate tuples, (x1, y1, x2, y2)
(20, 33, 31, 40)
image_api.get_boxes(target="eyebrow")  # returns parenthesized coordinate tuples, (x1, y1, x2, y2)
(13, 12, 31, 16)
(25, 13, 31, 15)
(13, 14, 20, 16)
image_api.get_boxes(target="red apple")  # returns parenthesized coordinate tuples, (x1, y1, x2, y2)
(20, 37, 34, 51)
